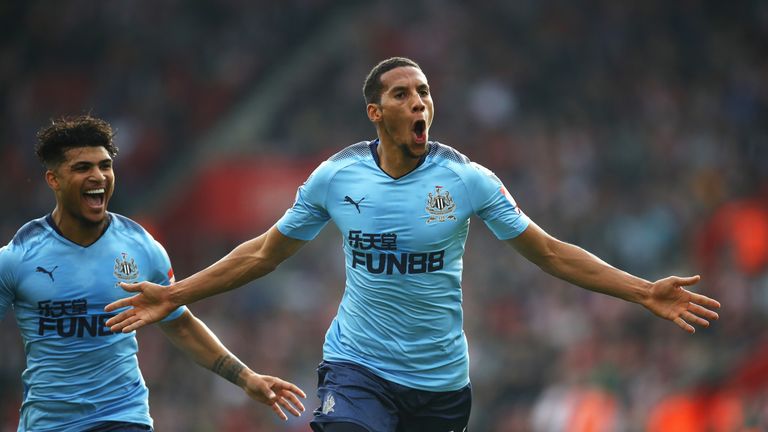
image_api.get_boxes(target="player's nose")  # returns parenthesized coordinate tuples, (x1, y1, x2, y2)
(412, 96, 425, 112)
(89, 167, 107, 181)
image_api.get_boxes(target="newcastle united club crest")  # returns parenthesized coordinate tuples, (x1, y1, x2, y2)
(426, 186, 457, 224)
(114, 252, 139, 281)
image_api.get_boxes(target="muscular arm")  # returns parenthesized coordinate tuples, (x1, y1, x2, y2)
(508, 222, 720, 333)
(168, 226, 306, 306)
(508, 222, 652, 302)
(158, 311, 248, 385)
(159, 310, 305, 419)
(106, 226, 306, 332)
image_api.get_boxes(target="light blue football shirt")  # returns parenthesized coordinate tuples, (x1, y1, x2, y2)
(0, 213, 186, 432)
(277, 140, 530, 391)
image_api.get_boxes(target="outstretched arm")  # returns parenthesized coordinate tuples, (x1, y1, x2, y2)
(508, 222, 720, 333)
(158, 310, 306, 420)
(106, 226, 307, 332)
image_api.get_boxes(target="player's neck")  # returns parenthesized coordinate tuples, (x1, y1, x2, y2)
(376, 139, 421, 179)
(51, 207, 108, 246)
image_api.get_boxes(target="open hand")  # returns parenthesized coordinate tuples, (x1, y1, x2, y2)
(105, 281, 177, 332)
(242, 373, 307, 420)
(643, 275, 720, 333)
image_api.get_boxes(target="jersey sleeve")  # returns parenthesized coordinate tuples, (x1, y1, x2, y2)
(465, 162, 531, 240)
(145, 237, 186, 322)
(276, 161, 332, 240)
(0, 244, 19, 321)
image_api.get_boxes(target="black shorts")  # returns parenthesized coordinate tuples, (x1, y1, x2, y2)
(310, 361, 471, 432)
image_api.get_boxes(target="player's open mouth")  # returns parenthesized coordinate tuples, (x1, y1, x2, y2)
(413, 120, 427, 143)
(83, 188, 105, 208)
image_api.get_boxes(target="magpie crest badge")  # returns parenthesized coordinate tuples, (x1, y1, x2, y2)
(114, 252, 139, 281)
(426, 186, 457, 223)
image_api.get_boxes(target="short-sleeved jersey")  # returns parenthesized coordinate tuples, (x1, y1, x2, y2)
(277, 140, 530, 391)
(0, 213, 186, 432)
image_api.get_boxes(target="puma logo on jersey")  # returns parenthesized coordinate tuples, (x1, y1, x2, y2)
(344, 195, 365, 213)
(36, 266, 58, 282)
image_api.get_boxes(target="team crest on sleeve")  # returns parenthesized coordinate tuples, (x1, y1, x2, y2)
(114, 252, 139, 281)
(426, 185, 457, 224)
(500, 186, 522, 214)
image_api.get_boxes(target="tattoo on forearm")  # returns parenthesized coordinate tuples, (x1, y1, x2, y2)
(212, 355, 245, 386)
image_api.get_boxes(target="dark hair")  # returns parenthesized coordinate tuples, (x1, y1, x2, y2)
(35, 115, 118, 168)
(363, 57, 422, 105)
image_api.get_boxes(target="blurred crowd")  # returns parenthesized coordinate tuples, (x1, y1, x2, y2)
(2, 1, 768, 431)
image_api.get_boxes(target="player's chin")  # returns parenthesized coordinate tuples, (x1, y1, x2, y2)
(405, 140, 428, 158)
(81, 208, 108, 226)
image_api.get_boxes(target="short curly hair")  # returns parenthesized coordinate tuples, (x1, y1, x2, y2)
(35, 115, 118, 168)
(362, 57, 422, 105)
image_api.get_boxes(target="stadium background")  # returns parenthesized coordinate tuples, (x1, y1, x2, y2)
(1, 1, 767, 430)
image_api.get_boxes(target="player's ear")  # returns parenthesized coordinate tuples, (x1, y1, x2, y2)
(45, 169, 60, 191)
(367, 103, 382, 123)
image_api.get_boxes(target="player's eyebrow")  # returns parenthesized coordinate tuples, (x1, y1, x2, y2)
(70, 160, 94, 169)
(69, 158, 112, 170)
(388, 83, 430, 94)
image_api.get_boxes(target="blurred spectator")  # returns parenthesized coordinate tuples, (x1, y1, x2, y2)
(696, 188, 768, 277)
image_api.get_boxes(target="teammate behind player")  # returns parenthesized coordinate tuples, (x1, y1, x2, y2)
(105, 58, 721, 432)
(0, 115, 305, 431)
